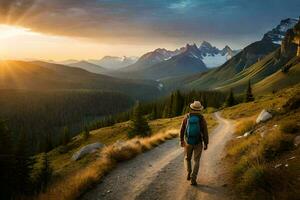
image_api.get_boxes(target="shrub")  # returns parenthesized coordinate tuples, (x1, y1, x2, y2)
(232, 156, 250, 178)
(259, 130, 294, 160)
(238, 165, 268, 192)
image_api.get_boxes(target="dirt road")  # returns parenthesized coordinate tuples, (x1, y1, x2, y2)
(81, 112, 234, 200)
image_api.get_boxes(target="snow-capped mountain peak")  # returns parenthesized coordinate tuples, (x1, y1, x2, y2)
(183, 43, 203, 59)
(262, 18, 299, 44)
(196, 41, 238, 68)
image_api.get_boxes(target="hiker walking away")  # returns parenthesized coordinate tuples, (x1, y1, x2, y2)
(180, 101, 208, 186)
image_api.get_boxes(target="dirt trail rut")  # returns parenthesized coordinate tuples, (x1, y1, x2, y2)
(81, 112, 234, 200)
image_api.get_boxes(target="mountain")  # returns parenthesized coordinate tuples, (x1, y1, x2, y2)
(0, 60, 162, 100)
(89, 56, 138, 70)
(67, 61, 108, 74)
(262, 18, 298, 44)
(120, 48, 185, 72)
(167, 18, 300, 93)
(57, 59, 80, 65)
(131, 44, 208, 80)
(180, 39, 280, 90)
(121, 42, 237, 73)
(198, 41, 239, 68)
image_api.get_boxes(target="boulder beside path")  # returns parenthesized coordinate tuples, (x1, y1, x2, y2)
(256, 109, 272, 123)
(72, 142, 104, 161)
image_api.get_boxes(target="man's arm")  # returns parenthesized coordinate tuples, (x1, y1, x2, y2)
(180, 116, 187, 143)
(201, 117, 209, 147)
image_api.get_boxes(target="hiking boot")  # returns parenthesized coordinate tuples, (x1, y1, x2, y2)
(187, 173, 191, 180)
(191, 179, 197, 186)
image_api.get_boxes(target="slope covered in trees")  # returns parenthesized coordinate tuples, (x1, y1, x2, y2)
(0, 90, 134, 153)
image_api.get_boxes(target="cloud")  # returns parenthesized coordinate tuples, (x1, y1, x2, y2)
(168, 0, 195, 10)
(0, 0, 299, 48)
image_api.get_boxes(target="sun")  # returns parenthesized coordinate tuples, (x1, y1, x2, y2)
(0, 24, 38, 39)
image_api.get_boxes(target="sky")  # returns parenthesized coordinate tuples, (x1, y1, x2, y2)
(0, 0, 299, 60)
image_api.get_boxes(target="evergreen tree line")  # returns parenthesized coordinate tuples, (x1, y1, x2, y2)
(127, 81, 255, 138)
(0, 121, 53, 199)
(0, 90, 134, 154)
(88, 90, 227, 132)
(224, 80, 255, 107)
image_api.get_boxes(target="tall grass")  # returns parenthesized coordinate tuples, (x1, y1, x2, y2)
(227, 122, 295, 198)
(37, 130, 178, 200)
(234, 117, 256, 136)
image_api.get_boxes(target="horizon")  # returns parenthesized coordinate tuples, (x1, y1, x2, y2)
(0, 0, 299, 60)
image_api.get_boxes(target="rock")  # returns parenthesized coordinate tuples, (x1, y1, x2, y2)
(274, 163, 282, 168)
(72, 142, 104, 161)
(243, 131, 251, 137)
(294, 136, 300, 147)
(285, 164, 289, 167)
(256, 109, 272, 123)
(287, 156, 296, 161)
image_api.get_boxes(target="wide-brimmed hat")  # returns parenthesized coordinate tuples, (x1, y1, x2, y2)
(190, 101, 204, 111)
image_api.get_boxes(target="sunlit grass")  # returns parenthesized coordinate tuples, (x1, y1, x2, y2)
(37, 129, 179, 200)
(37, 112, 217, 200)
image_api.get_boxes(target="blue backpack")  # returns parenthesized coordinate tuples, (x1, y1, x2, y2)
(186, 115, 202, 145)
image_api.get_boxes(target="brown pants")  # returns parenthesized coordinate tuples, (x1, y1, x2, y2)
(184, 143, 203, 181)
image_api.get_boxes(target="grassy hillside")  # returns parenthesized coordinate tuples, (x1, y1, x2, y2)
(222, 84, 300, 199)
(253, 59, 300, 94)
(183, 40, 279, 90)
(0, 60, 162, 100)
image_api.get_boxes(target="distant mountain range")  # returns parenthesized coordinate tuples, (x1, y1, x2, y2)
(68, 61, 108, 74)
(162, 17, 300, 94)
(89, 56, 138, 70)
(0, 60, 162, 100)
(8, 17, 299, 98)
(58, 56, 138, 71)
(111, 42, 238, 80)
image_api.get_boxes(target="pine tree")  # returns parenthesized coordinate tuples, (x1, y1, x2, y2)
(150, 104, 158, 120)
(83, 126, 90, 140)
(245, 80, 254, 102)
(61, 126, 70, 145)
(172, 90, 184, 117)
(225, 89, 235, 107)
(128, 102, 150, 138)
(0, 121, 15, 199)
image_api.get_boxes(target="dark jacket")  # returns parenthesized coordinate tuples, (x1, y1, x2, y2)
(180, 113, 209, 145)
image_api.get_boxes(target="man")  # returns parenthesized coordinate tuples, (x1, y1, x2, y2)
(180, 101, 209, 186)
